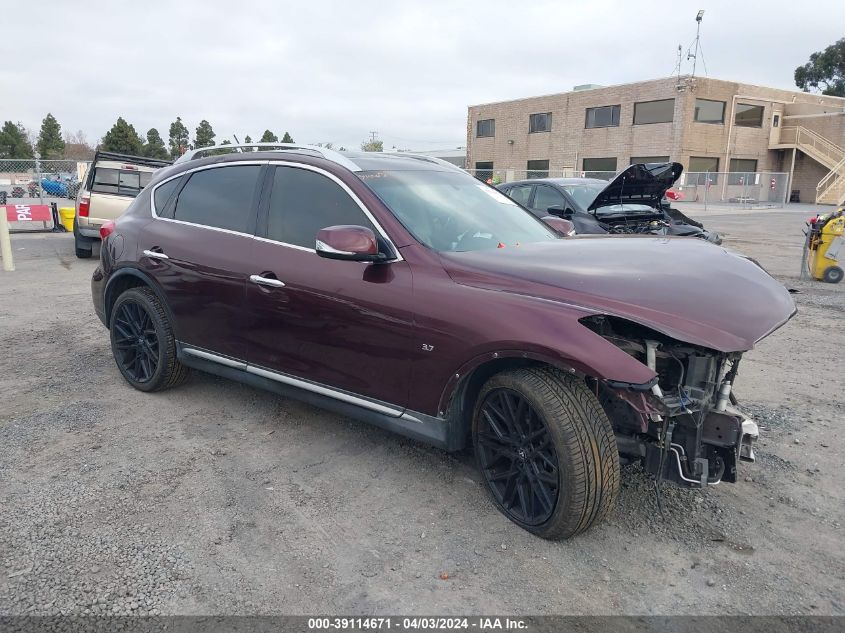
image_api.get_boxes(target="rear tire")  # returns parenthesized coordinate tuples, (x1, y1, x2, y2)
(109, 287, 189, 392)
(473, 367, 619, 539)
(823, 266, 843, 284)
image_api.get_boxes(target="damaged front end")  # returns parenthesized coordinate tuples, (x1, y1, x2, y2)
(582, 315, 758, 487)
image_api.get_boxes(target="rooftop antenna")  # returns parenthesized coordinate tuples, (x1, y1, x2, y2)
(688, 10, 704, 77)
(676, 45, 683, 80)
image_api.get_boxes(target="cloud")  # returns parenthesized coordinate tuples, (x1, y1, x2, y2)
(2, 0, 842, 152)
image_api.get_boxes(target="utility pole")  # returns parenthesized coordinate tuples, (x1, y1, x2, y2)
(369, 131, 379, 143)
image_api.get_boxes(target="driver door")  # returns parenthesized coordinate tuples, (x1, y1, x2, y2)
(530, 184, 567, 216)
(243, 164, 414, 409)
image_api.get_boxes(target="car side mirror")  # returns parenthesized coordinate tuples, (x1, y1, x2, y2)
(547, 205, 574, 216)
(316, 225, 388, 262)
(541, 216, 576, 236)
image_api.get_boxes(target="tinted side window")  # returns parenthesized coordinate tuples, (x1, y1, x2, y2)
(533, 186, 565, 210)
(172, 165, 261, 233)
(506, 185, 532, 206)
(153, 177, 183, 216)
(267, 166, 376, 249)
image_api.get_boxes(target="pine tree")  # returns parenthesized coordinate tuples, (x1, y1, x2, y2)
(36, 113, 65, 159)
(194, 120, 216, 148)
(244, 135, 252, 144)
(143, 128, 169, 159)
(101, 117, 143, 155)
(0, 121, 34, 159)
(281, 132, 294, 143)
(168, 117, 190, 158)
(259, 130, 278, 143)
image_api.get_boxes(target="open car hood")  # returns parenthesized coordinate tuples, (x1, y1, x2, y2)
(587, 162, 683, 212)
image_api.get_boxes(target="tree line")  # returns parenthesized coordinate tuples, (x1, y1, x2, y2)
(0, 113, 298, 161)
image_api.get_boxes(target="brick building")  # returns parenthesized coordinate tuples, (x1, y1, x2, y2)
(466, 76, 845, 205)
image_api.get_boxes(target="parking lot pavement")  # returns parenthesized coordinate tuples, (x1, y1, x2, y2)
(1, 210, 843, 616)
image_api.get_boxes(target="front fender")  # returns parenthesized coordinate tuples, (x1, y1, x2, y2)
(436, 325, 659, 416)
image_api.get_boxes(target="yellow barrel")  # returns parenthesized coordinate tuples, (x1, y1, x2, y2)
(58, 207, 75, 232)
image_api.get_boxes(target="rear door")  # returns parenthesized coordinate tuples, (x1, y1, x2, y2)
(140, 163, 264, 361)
(503, 184, 534, 211)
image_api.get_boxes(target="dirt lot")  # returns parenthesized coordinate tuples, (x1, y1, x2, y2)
(1, 207, 843, 616)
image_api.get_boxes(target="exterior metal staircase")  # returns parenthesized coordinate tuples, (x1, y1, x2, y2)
(775, 126, 845, 205)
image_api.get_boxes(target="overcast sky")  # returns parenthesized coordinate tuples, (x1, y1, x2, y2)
(2, 0, 843, 152)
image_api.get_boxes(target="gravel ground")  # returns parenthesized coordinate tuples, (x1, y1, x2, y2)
(0, 207, 843, 616)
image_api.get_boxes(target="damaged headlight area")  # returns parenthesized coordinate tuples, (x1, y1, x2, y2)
(581, 315, 758, 488)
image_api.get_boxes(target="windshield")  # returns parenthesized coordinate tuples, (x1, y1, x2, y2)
(358, 170, 557, 252)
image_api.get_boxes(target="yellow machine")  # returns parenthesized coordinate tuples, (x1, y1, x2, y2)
(807, 209, 844, 284)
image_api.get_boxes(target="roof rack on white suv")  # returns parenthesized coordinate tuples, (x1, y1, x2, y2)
(175, 142, 362, 172)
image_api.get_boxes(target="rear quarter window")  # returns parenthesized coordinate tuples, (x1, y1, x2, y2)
(153, 177, 183, 218)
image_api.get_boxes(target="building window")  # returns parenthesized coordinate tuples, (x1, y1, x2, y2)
(630, 156, 670, 164)
(529, 113, 552, 133)
(582, 157, 617, 177)
(688, 156, 720, 184)
(476, 119, 495, 138)
(735, 104, 764, 127)
(694, 98, 726, 124)
(475, 161, 494, 181)
(633, 99, 675, 125)
(526, 160, 550, 178)
(585, 105, 620, 129)
(729, 158, 758, 185)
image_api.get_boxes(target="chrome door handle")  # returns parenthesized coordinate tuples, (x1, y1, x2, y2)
(143, 249, 169, 260)
(250, 274, 285, 288)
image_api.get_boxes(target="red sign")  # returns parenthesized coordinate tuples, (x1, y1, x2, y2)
(4, 204, 53, 223)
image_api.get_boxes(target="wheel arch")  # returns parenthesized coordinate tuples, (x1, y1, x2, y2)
(440, 350, 587, 451)
(104, 268, 177, 334)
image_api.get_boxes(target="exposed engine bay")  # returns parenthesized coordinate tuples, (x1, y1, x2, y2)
(598, 204, 722, 244)
(582, 315, 758, 487)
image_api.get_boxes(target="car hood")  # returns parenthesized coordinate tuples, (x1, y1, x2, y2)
(440, 237, 796, 352)
(587, 163, 683, 212)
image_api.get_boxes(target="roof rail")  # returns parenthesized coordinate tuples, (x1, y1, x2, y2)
(175, 143, 361, 172)
(384, 152, 466, 173)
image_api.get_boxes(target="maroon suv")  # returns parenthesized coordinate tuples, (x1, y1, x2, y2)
(92, 144, 796, 539)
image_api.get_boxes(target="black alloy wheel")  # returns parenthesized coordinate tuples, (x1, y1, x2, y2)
(476, 388, 559, 525)
(112, 299, 160, 383)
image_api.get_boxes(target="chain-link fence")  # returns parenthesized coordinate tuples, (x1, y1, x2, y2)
(673, 172, 789, 209)
(0, 159, 90, 206)
(464, 168, 789, 209)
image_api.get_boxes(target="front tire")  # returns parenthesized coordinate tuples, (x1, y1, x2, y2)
(473, 367, 619, 539)
(109, 287, 188, 392)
